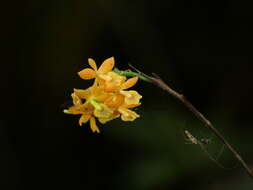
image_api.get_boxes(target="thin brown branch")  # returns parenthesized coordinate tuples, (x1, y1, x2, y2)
(129, 64, 253, 179)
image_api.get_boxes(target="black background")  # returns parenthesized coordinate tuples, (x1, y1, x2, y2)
(2, 0, 253, 189)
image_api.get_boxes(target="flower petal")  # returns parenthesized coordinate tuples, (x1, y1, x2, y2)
(118, 107, 140, 121)
(104, 94, 124, 108)
(104, 85, 119, 92)
(78, 68, 96, 80)
(97, 74, 112, 81)
(98, 112, 120, 124)
(120, 90, 142, 105)
(79, 114, 91, 126)
(94, 104, 114, 118)
(88, 58, 97, 70)
(63, 109, 71, 114)
(121, 77, 138, 90)
(95, 93, 110, 102)
(74, 88, 91, 99)
(98, 57, 115, 73)
(71, 93, 82, 105)
(125, 103, 141, 109)
(64, 105, 83, 115)
(103, 72, 127, 92)
(90, 117, 100, 133)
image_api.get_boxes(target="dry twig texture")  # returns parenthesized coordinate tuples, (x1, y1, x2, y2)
(129, 65, 253, 179)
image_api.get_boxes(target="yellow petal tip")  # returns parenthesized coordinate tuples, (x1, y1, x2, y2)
(78, 68, 96, 80)
(98, 57, 115, 73)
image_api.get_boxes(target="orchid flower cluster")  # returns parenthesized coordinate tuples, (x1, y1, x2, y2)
(64, 57, 142, 133)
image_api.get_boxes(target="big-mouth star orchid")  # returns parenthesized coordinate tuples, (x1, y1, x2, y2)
(64, 57, 142, 133)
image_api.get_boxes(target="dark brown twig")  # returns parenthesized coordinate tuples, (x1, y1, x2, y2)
(129, 64, 253, 179)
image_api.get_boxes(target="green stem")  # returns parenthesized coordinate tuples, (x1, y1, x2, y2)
(113, 69, 151, 82)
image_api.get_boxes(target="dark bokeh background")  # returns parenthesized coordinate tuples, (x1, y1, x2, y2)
(2, 0, 253, 189)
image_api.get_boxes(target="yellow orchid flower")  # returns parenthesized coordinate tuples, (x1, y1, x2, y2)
(101, 72, 138, 93)
(102, 71, 127, 92)
(100, 73, 141, 104)
(98, 111, 120, 124)
(102, 91, 141, 122)
(118, 76, 142, 105)
(118, 103, 140, 121)
(63, 93, 100, 133)
(103, 75, 142, 122)
(64, 57, 143, 133)
(120, 90, 142, 105)
(104, 94, 125, 108)
(73, 81, 118, 129)
(74, 84, 109, 103)
(78, 57, 115, 81)
(74, 83, 115, 116)
(93, 103, 114, 118)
